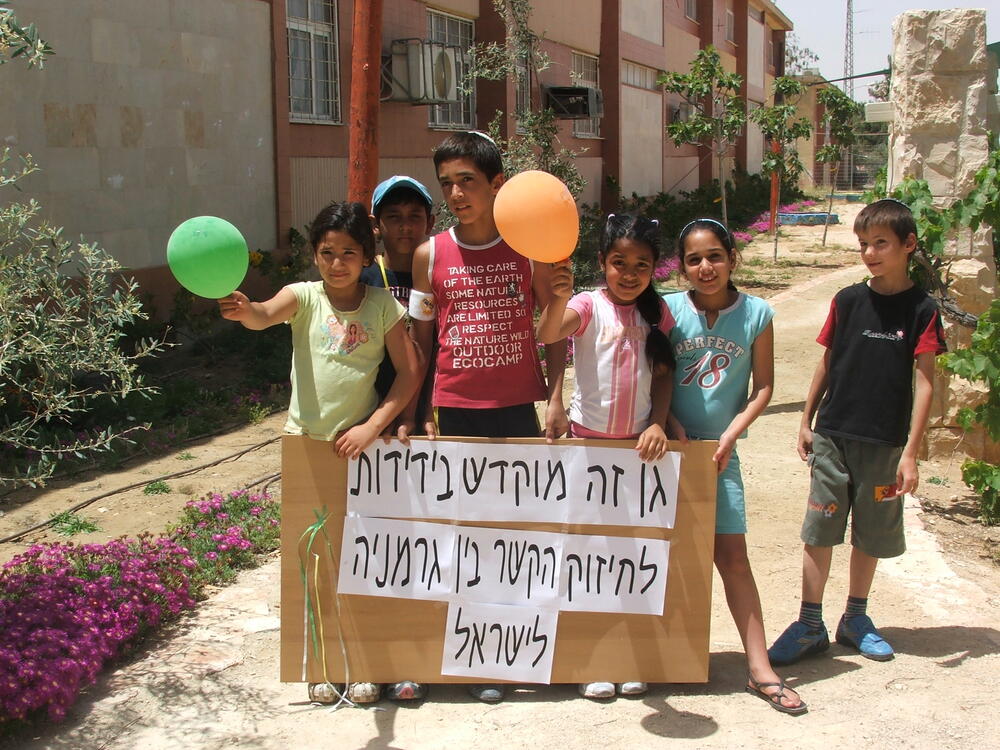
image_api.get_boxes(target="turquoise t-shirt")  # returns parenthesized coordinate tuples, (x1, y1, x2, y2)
(663, 291, 774, 440)
(285, 281, 405, 440)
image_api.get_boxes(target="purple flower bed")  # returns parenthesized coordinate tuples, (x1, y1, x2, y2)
(0, 488, 281, 726)
(654, 255, 680, 282)
(0, 536, 196, 721)
(736, 200, 820, 245)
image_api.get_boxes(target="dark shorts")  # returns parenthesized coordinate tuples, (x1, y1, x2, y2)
(436, 403, 540, 439)
(801, 432, 906, 558)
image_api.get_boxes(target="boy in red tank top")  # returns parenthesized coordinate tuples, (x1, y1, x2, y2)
(402, 131, 568, 444)
(401, 132, 569, 702)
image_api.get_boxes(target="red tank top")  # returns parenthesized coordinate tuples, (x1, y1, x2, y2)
(430, 228, 547, 408)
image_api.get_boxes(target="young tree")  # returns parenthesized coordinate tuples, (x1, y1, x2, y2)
(748, 76, 813, 258)
(659, 46, 746, 227)
(815, 86, 863, 245)
(783, 32, 819, 76)
(1, 5, 164, 488)
(465, 0, 584, 197)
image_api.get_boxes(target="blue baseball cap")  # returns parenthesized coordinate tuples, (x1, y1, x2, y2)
(371, 175, 434, 213)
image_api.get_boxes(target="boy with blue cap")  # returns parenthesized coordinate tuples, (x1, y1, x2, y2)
(354, 175, 434, 705)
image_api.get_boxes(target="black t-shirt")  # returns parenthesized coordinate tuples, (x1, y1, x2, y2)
(361, 260, 414, 400)
(360, 263, 413, 308)
(814, 282, 946, 446)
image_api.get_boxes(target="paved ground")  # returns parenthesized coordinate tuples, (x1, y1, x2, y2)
(6, 256, 1000, 750)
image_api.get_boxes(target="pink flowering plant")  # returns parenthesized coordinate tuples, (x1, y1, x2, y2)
(0, 488, 281, 728)
(0, 536, 197, 722)
(169, 489, 281, 592)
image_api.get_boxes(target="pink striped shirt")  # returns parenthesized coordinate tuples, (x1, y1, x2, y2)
(566, 289, 674, 437)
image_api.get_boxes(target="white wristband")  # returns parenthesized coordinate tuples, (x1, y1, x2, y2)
(408, 289, 436, 321)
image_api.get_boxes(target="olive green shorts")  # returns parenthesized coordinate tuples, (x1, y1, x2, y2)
(800, 432, 906, 559)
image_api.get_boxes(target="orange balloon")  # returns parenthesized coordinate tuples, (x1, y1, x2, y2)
(494, 170, 579, 263)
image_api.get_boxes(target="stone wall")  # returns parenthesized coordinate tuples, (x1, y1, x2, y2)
(0, 0, 277, 274)
(889, 9, 998, 462)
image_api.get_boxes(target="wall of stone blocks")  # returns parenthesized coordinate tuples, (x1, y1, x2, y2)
(889, 9, 998, 462)
(0, 0, 276, 274)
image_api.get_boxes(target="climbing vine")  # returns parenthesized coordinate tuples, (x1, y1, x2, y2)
(876, 135, 1000, 524)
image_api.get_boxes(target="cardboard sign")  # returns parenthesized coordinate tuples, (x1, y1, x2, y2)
(280, 435, 717, 684)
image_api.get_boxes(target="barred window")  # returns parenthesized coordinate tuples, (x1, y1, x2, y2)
(287, 0, 341, 123)
(572, 52, 600, 138)
(622, 61, 659, 91)
(515, 55, 530, 134)
(428, 10, 475, 129)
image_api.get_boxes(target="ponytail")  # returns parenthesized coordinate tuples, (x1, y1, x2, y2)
(636, 284, 675, 371)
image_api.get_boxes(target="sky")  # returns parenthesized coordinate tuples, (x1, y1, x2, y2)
(774, 1, 998, 100)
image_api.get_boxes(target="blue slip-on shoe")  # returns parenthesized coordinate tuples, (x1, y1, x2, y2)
(767, 620, 830, 666)
(836, 614, 894, 661)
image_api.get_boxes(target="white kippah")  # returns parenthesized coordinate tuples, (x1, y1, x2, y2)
(407, 289, 436, 321)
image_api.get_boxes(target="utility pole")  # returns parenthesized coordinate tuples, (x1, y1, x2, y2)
(347, 0, 384, 206)
(841, 0, 855, 191)
(843, 0, 854, 96)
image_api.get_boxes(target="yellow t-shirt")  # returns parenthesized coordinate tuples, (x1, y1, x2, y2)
(284, 281, 405, 440)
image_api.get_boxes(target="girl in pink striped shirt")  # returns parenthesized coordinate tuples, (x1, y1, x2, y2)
(537, 213, 676, 700)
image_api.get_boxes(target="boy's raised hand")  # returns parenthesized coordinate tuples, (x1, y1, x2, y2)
(550, 259, 574, 299)
(218, 291, 251, 321)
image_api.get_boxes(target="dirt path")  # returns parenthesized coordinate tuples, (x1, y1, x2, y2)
(5, 207, 1000, 749)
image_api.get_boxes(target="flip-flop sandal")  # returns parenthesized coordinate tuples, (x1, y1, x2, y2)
(746, 677, 808, 715)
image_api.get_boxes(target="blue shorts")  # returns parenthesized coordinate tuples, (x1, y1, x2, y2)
(716, 450, 747, 534)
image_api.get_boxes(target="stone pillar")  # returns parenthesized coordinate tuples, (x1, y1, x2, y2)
(888, 9, 998, 463)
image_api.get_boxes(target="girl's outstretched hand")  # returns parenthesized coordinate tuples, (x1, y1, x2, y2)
(218, 291, 251, 321)
(635, 423, 669, 462)
(335, 422, 380, 459)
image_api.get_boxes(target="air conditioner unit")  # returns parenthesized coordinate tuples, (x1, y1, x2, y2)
(864, 101, 895, 123)
(387, 38, 462, 104)
(542, 86, 603, 119)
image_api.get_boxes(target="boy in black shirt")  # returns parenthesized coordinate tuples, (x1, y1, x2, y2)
(769, 199, 946, 666)
(361, 175, 435, 405)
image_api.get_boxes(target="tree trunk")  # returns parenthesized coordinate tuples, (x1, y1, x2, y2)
(718, 151, 729, 227)
(772, 182, 781, 261)
(821, 166, 837, 246)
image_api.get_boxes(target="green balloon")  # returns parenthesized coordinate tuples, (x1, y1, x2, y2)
(166, 216, 249, 299)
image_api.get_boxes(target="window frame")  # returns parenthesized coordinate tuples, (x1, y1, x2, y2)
(427, 9, 476, 130)
(571, 51, 600, 139)
(685, 0, 698, 23)
(286, 0, 342, 124)
(514, 55, 531, 134)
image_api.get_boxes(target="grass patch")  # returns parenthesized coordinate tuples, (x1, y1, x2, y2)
(143, 480, 171, 495)
(49, 511, 100, 537)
